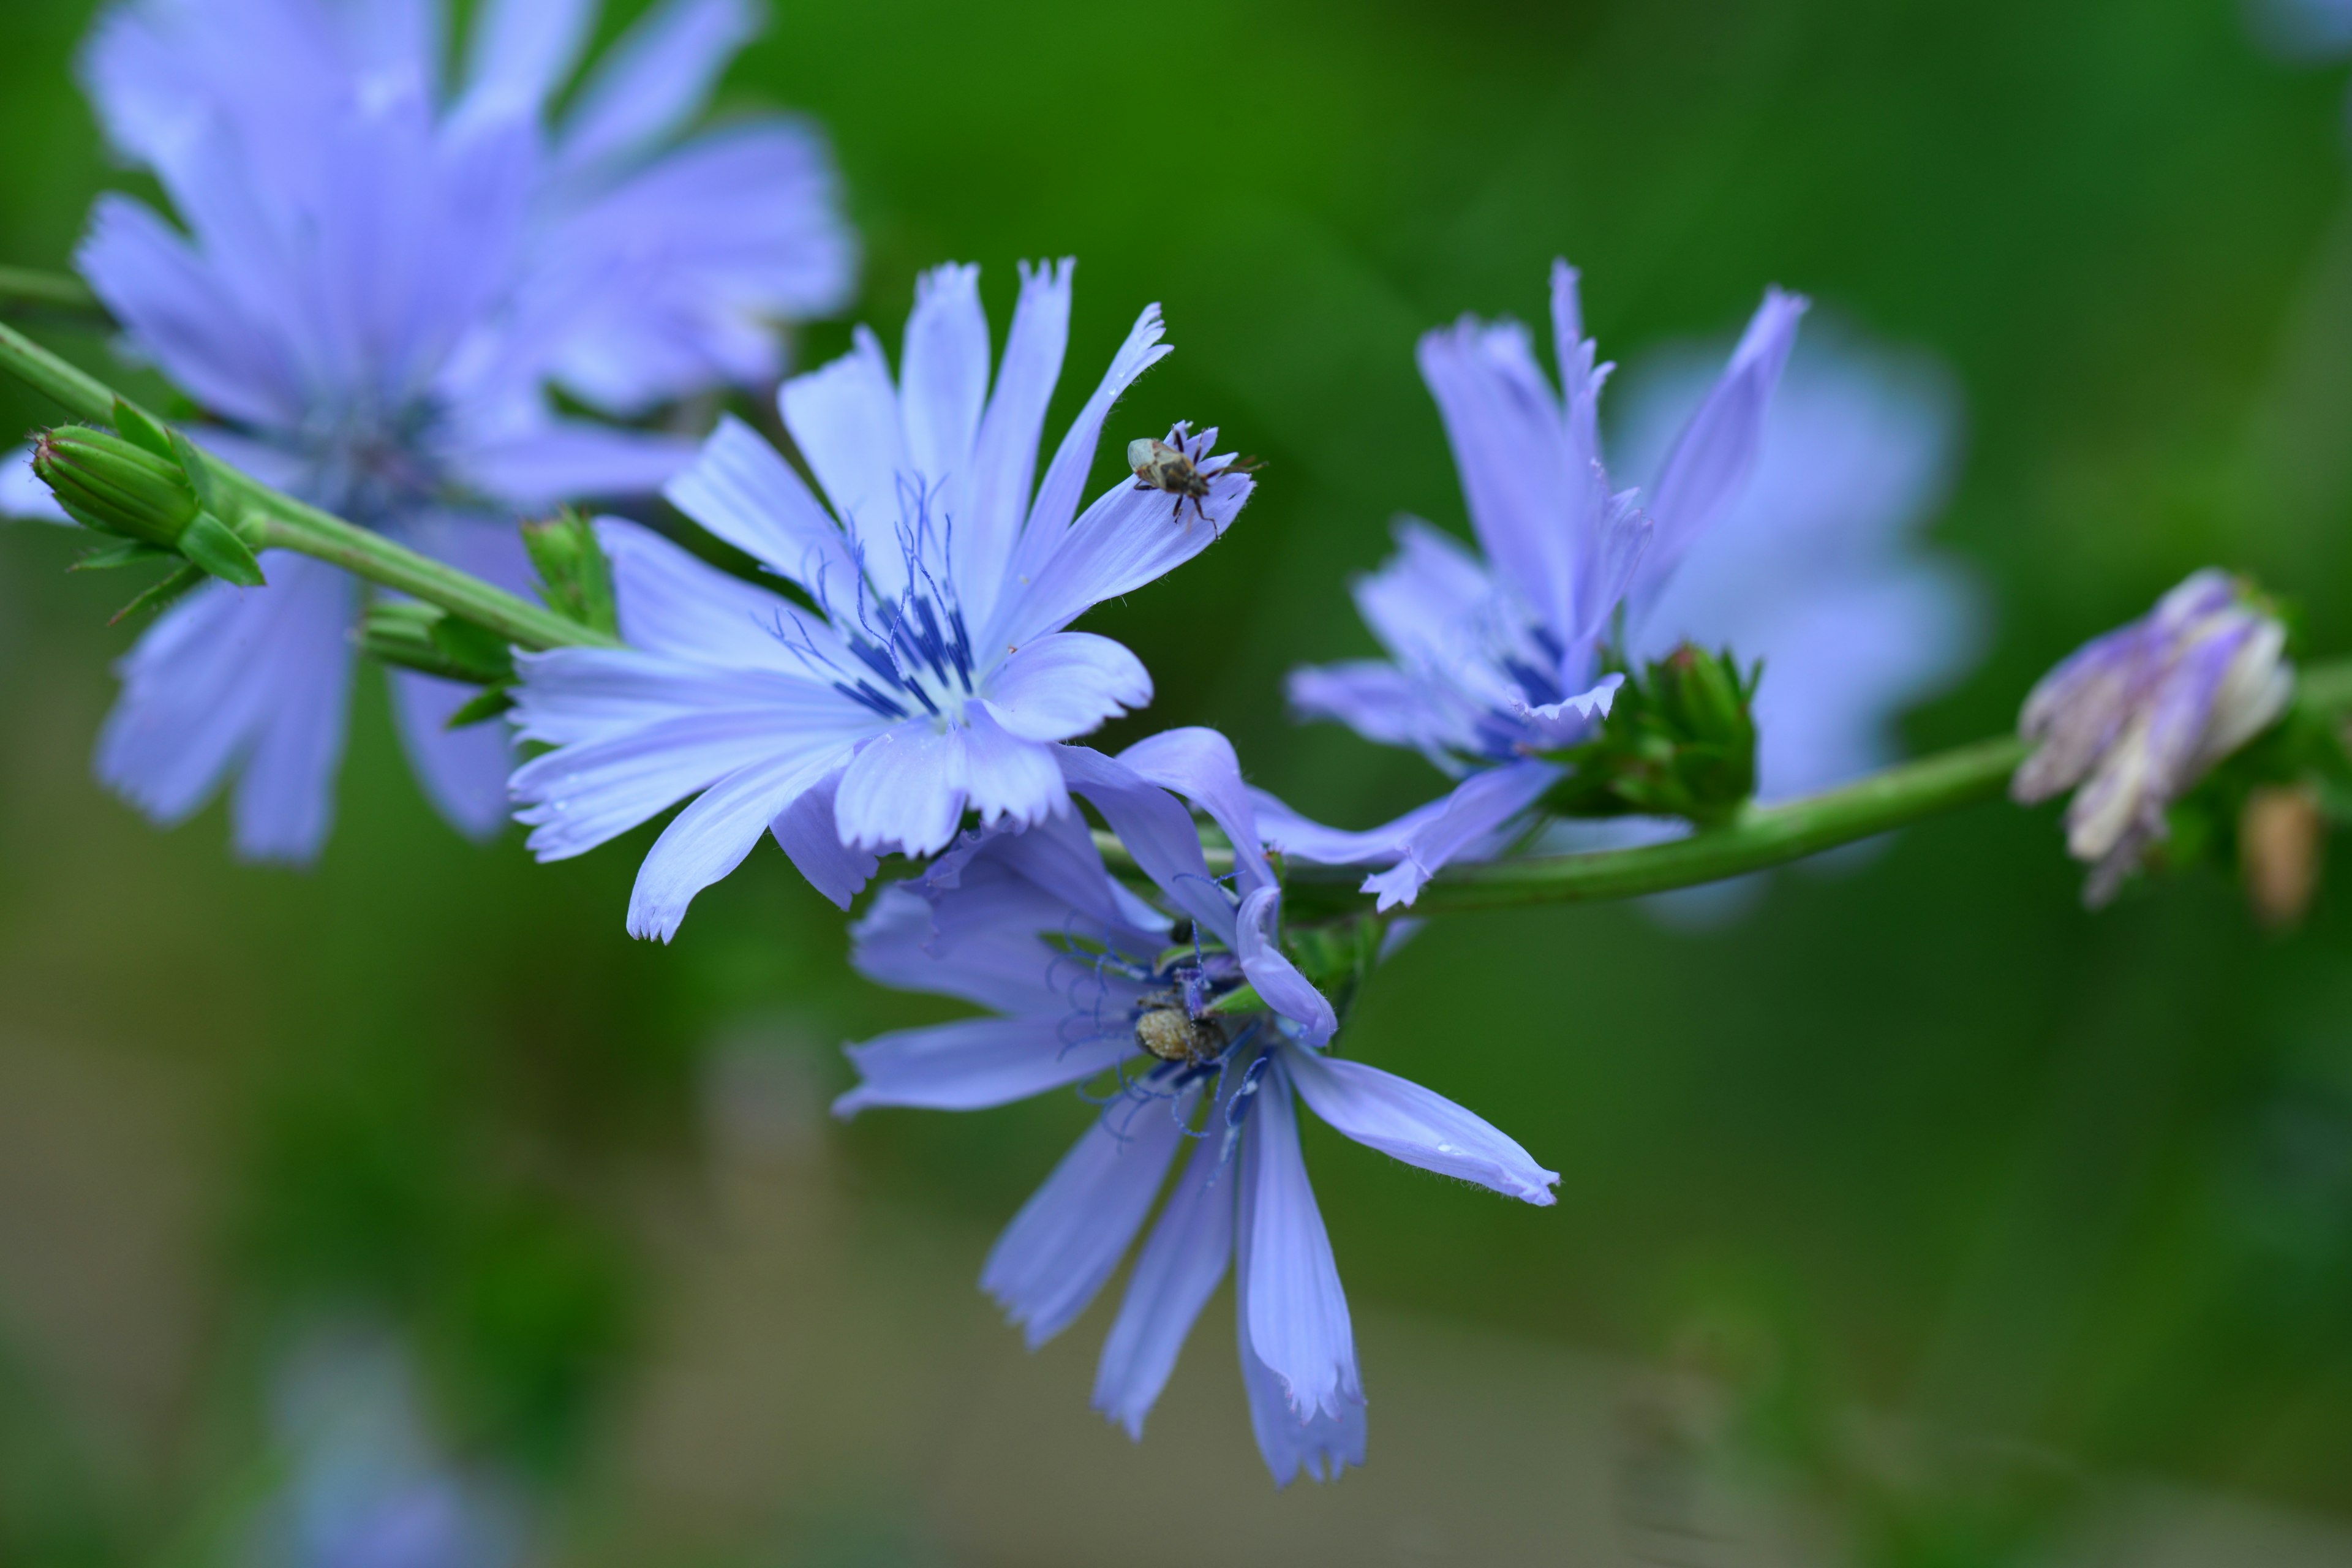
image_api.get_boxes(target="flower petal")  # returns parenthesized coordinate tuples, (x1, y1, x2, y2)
(780, 326, 913, 601)
(1057, 746, 1235, 946)
(993, 461, 1254, 651)
(850, 880, 1104, 1015)
(511, 709, 812, 861)
(663, 413, 859, 598)
(834, 721, 966, 857)
(980, 1097, 1190, 1348)
(388, 668, 512, 841)
(597, 517, 839, 671)
(626, 747, 840, 941)
(1237, 888, 1336, 1047)
(899, 262, 989, 516)
(1118, 726, 1275, 897)
(981, 633, 1151, 743)
(959, 704, 1068, 831)
(508, 649, 843, 748)
(961, 257, 1071, 620)
(1014, 300, 1169, 569)
(1284, 1049, 1559, 1205)
(461, 0, 595, 115)
(1, 443, 67, 522)
(1356, 759, 1561, 911)
(452, 420, 696, 511)
(556, 0, 759, 173)
(835, 1015, 1135, 1118)
(768, 763, 878, 910)
(1093, 1129, 1233, 1439)
(1239, 1066, 1364, 1438)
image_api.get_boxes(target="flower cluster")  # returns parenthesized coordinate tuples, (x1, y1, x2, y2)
(61, 0, 853, 861)
(15, 0, 2282, 1491)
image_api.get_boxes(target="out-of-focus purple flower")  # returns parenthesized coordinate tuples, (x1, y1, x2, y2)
(2246, 0, 2352, 62)
(2013, 570, 2292, 906)
(258, 1329, 521, 1568)
(1263, 261, 1805, 908)
(835, 727, 1557, 1484)
(69, 0, 854, 863)
(509, 263, 1256, 940)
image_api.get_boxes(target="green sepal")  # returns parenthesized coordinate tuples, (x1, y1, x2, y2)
(179, 511, 266, 587)
(1207, 984, 1265, 1017)
(429, 612, 516, 684)
(1540, 642, 1764, 827)
(523, 508, 618, 638)
(71, 540, 175, 571)
(360, 599, 516, 686)
(445, 687, 516, 730)
(112, 398, 175, 462)
(167, 427, 228, 519)
(111, 562, 206, 624)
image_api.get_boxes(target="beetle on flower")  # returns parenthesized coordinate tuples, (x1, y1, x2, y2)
(835, 728, 1559, 1485)
(507, 262, 1258, 940)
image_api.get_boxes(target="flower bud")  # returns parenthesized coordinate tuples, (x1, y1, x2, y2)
(32, 423, 267, 588)
(1543, 643, 1762, 826)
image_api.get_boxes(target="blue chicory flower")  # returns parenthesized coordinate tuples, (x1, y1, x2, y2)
(60, 0, 853, 862)
(1259, 260, 1806, 908)
(2012, 569, 2293, 905)
(835, 728, 1558, 1485)
(507, 262, 1257, 940)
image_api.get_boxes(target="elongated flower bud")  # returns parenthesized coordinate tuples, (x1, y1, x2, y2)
(32, 424, 265, 587)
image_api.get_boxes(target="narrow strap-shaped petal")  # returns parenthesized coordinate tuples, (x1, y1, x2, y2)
(835, 1015, 1134, 1118)
(627, 745, 844, 941)
(224, 556, 360, 864)
(981, 1096, 1191, 1349)
(778, 326, 913, 603)
(454, 420, 695, 511)
(834, 722, 967, 858)
(1238, 1066, 1365, 1451)
(389, 667, 513, 842)
(1093, 1129, 1234, 1439)
(1012, 301, 1169, 579)
(961, 257, 1072, 624)
(769, 763, 878, 910)
(1057, 747, 1236, 948)
(508, 650, 840, 748)
(461, 0, 595, 116)
(849, 882, 1102, 1016)
(990, 460, 1254, 652)
(1284, 1048, 1559, 1204)
(1236, 888, 1336, 1047)
(898, 262, 990, 529)
(597, 517, 842, 672)
(1284, 660, 1466, 763)
(1356, 759, 1562, 911)
(557, 0, 759, 174)
(980, 633, 1151, 743)
(958, 703, 1068, 832)
(1117, 726, 1276, 897)
(512, 708, 820, 861)
(663, 413, 860, 597)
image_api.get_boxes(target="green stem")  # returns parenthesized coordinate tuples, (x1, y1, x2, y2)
(0, 266, 108, 321)
(1101, 657, 2352, 919)
(0, 320, 617, 652)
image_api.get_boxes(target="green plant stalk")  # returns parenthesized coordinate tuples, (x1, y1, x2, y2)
(0, 266, 107, 320)
(1099, 659, 2352, 918)
(0, 320, 618, 652)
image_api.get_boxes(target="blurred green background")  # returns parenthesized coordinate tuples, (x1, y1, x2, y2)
(6, 0, 2352, 1562)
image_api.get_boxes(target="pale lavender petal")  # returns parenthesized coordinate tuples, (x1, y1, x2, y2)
(1237, 1313, 1366, 1489)
(898, 262, 989, 520)
(779, 326, 911, 599)
(597, 518, 841, 671)
(388, 669, 511, 840)
(1250, 787, 1453, 867)
(508, 649, 843, 748)
(1356, 760, 1559, 911)
(959, 704, 1068, 831)
(992, 459, 1254, 650)
(1012, 301, 1169, 573)
(453, 421, 696, 510)
(834, 721, 965, 857)
(835, 1016, 1134, 1118)
(769, 764, 878, 910)
(662, 413, 859, 596)
(850, 882, 1095, 1016)
(627, 746, 841, 941)
(1284, 1049, 1559, 1204)
(1236, 888, 1336, 1047)
(962, 257, 1071, 616)
(461, 0, 595, 115)
(1118, 726, 1276, 897)
(980, 633, 1151, 742)
(1351, 517, 1495, 669)
(96, 552, 356, 866)
(1093, 1130, 1233, 1439)
(512, 709, 815, 860)
(981, 1099, 1189, 1348)
(556, 0, 759, 173)
(1240, 1066, 1362, 1428)
(1057, 746, 1235, 946)
(1634, 287, 1807, 599)
(1285, 661, 1460, 758)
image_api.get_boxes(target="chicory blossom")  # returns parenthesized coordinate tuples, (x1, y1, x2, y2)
(834, 728, 1558, 1485)
(2012, 569, 2292, 906)
(507, 262, 1257, 940)
(1260, 260, 1806, 908)
(59, 0, 853, 861)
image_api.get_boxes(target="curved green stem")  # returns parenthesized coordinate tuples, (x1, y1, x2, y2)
(0, 266, 108, 322)
(0, 320, 617, 652)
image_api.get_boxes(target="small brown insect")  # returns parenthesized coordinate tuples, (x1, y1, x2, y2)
(1126, 437, 1261, 533)
(1134, 1006, 1224, 1066)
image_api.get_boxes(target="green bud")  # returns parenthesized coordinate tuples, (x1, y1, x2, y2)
(33, 423, 266, 588)
(523, 508, 618, 638)
(1542, 641, 1763, 827)
(358, 599, 517, 688)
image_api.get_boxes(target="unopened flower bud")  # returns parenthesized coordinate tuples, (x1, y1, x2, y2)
(2240, 784, 2323, 932)
(34, 424, 197, 547)
(2014, 570, 2293, 906)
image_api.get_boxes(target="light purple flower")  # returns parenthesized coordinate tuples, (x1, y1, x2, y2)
(1262, 260, 1805, 908)
(508, 263, 1257, 940)
(835, 727, 1558, 1485)
(2013, 569, 2292, 906)
(70, 0, 854, 862)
